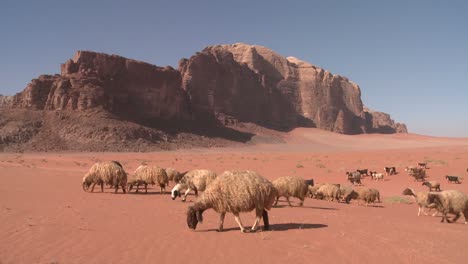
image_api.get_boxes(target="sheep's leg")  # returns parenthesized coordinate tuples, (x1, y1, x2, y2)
(144, 183, 148, 194)
(299, 198, 304, 206)
(90, 183, 96, 193)
(286, 197, 292, 207)
(217, 212, 226, 232)
(233, 213, 247, 233)
(121, 184, 126, 194)
(114, 185, 119, 193)
(418, 206, 422, 216)
(100, 183, 104, 192)
(274, 196, 279, 206)
(251, 209, 263, 232)
(262, 210, 270, 231)
(450, 213, 461, 223)
(182, 188, 192, 202)
(136, 184, 140, 193)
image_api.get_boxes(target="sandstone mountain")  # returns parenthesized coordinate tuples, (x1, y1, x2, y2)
(0, 43, 406, 151)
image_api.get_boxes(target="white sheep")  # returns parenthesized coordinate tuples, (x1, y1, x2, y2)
(426, 190, 468, 224)
(82, 161, 127, 193)
(272, 176, 309, 206)
(128, 165, 169, 194)
(171, 169, 217, 202)
(402, 188, 438, 216)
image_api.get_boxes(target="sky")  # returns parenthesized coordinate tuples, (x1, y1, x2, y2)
(1, 0, 467, 137)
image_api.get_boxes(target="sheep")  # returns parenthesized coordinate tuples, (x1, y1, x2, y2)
(128, 165, 169, 194)
(384, 166, 397, 176)
(345, 188, 381, 206)
(273, 176, 309, 206)
(186, 170, 277, 233)
(339, 185, 354, 201)
(357, 169, 369, 176)
(407, 168, 426, 181)
(445, 175, 461, 184)
(402, 188, 438, 216)
(82, 161, 127, 193)
(304, 179, 314, 187)
(171, 169, 217, 202)
(422, 181, 441, 192)
(371, 172, 385, 181)
(346, 171, 362, 185)
(418, 162, 428, 169)
(426, 190, 468, 224)
(315, 183, 341, 202)
(307, 183, 325, 199)
(165, 167, 185, 184)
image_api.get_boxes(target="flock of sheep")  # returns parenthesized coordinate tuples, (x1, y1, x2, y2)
(82, 160, 468, 233)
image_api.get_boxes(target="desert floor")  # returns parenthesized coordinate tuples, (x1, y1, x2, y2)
(1, 128, 468, 264)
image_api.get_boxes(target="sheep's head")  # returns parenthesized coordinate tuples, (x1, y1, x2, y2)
(82, 175, 91, 192)
(187, 205, 205, 230)
(172, 189, 181, 200)
(344, 191, 358, 204)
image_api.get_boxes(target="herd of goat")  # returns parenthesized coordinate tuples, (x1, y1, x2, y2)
(81, 161, 467, 232)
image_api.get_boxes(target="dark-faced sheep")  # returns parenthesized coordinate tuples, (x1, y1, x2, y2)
(402, 188, 438, 216)
(273, 176, 309, 206)
(186, 170, 277, 233)
(445, 175, 461, 184)
(128, 165, 169, 194)
(426, 190, 468, 224)
(345, 188, 381, 206)
(384, 167, 397, 176)
(82, 161, 127, 193)
(171, 169, 217, 201)
(357, 169, 369, 176)
(422, 181, 441, 192)
(165, 167, 185, 184)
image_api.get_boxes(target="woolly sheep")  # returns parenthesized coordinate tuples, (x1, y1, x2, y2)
(82, 161, 127, 193)
(426, 190, 468, 224)
(402, 188, 438, 216)
(345, 188, 381, 206)
(165, 167, 185, 184)
(186, 170, 277, 233)
(371, 172, 385, 181)
(273, 176, 309, 206)
(346, 171, 362, 185)
(128, 165, 169, 194)
(316, 183, 341, 202)
(308, 183, 325, 199)
(422, 181, 441, 192)
(172, 169, 217, 202)
(339, 185, 354, 201)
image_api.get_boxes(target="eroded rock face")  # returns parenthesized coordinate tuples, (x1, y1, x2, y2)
(0, 95, 13, 108)
(11, 51, 190, 122)
(180, 43, 373, 134)
(8, 44, 406, 137)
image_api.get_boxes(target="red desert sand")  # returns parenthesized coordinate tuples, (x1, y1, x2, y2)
(1, 128, 468, 264)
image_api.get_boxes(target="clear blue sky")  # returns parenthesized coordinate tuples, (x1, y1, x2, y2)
(2, 0, 467, 137)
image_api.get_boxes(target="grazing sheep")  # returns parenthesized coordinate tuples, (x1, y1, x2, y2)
(357, 169, 369, 176)
(304, 179, 314, 187)
(346, 171, 362, 185)
(339, 185, 354, 201)
(82, 161, 127, 193)
(128, 165, 169, 194)
(422, 181, 441, 192)
(165, 167, 185, 184)
(345, 188, 381, 206)
(273, 176, 309, 206)
(402, 188, 438, 216)
(445, 175, 461, 184)
(307, 183, 325, 199)
(371, 172, 385, 181)
(384, 167, 397, 176)
(426, 190, 468, 224)
(408, 168, 426, 181)
(316, 183, 341, 202)
(186, 170, 277, 233)
(171, 169, 217, 202)
(418, 162, 428, 169)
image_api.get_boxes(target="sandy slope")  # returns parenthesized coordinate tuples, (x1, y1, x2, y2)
(1, 130, 467, 264)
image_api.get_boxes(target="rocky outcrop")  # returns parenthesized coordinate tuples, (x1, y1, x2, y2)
(0, 95, 12, 108)
(179, 43, 379, 134)
(6, 44, 406, 139)
(11, 51, 190, 122)
(364, 108, 408, 133)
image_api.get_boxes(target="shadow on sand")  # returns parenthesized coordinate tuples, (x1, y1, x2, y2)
(200, 223, 328, 233)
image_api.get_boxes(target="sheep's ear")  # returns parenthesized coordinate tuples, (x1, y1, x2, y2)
(196, 210, 203, 223)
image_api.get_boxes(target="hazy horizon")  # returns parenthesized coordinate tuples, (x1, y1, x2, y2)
(2, 1, 467, 137)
